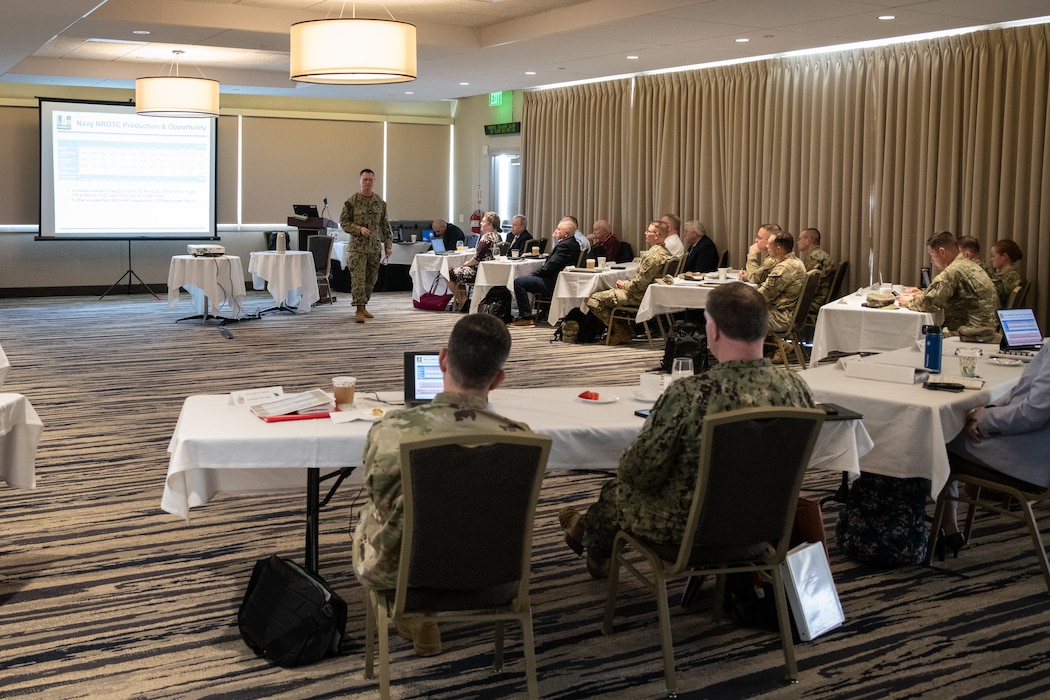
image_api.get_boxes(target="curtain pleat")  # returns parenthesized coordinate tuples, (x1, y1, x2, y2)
(521, 24, 1050, 327)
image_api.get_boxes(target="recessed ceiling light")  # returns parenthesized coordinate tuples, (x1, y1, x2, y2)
(735, 38, 750, 43)
(132, 30, 151, 35)
(405, 91, 414, 94)
(459, 82, 469, 86)
(878, 15, 896, 21)
(525, 71, 536, 75)
(626, 55, 639, 60)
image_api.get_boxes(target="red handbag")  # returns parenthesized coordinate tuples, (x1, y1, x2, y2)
(413, 278, 453, 311)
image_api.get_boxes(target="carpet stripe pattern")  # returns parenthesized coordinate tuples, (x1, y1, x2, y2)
(1, 292, 1049, 699)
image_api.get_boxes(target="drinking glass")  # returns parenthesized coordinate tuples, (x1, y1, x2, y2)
(671, 357, 694, 382)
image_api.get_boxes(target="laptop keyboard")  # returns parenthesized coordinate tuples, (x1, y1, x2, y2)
(990, 349, 1037, 362)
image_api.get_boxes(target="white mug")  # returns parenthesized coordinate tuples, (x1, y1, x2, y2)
(639, 372, 664, 400)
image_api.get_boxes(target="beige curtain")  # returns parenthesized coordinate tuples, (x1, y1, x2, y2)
(521, 80, 631, 240)
(521, 23, 1050, 327)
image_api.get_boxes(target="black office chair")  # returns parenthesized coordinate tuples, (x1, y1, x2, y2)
(307, 235, 336, 304)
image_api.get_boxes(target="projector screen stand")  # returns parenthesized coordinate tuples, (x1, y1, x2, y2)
(99, 240, 160, 300)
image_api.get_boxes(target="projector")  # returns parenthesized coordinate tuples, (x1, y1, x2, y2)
(188, 244, 225, 257)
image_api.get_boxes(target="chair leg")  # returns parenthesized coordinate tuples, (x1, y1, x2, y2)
(376, 606, 391, 700)
(654, 576, 678, 696)
(493, 620, 506, 670)
(364, 590, 376, 678)
(520, 611, 540, 700)
(1018, 499, 1050, 595)
(924, 485, 950, 566)
(771, 565, 799, 682)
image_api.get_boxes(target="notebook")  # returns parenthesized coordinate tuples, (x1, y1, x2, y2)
(404, 351, 444, 406)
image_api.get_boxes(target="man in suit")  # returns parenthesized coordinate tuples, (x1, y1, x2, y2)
(941, 342, 1050, 549)
(432, 218, 465, 250)
(506, 214, 533, 254)
(682, 219, 719, 273)
(510, 219, 581, 326)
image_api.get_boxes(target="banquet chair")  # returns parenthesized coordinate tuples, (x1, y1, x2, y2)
(264, 231, 285, 250)
(608, 256, 682, 346)
(618, 241, 634, 263)
(465, 233, 481, 248)
(307, 235, 336, 304)
(719, 250, 729, 268)
(1006, 280, 1032, 309)
(767, 270, 820, 369)
(495, 240, 512, 256)
(530, 238, 548, 254)
(926, 454, 1050, 594)
(363, 432, 552, 700)
(602, 407, 825, 696)
(829, 260, 849, 300)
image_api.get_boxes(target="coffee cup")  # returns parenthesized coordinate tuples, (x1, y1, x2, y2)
(532, 245, 540, 256)
(957, 347, 981, 378)
(597, 256, 607, 268)
(332, 376, 356, 409)
(717, 267, 728, 280)
(639, 372, 664, 400)
(586, 258, 596, 269)
(411, 234, 418, 243)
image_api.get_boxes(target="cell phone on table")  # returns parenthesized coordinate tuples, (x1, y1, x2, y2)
(634, 408, 651, 418)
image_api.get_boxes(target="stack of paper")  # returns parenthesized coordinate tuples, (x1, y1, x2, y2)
(250, 389, 334, 419)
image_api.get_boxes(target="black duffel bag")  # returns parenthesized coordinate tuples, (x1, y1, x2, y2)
(238, 555, 348, 667)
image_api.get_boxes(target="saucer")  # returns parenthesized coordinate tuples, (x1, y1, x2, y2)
(631, 391, 657, 402)
(577, 395, 619, 404)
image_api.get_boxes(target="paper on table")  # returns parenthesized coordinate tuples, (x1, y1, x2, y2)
(839, 356, 929, 384)
(250, 389, 334, 418)
(230, 386, 283, 406)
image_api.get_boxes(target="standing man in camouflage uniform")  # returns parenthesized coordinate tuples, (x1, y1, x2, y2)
(757, 230, 807, 334)
(560, 283, 815, 577)
(584, 220, 673, 345)
(351, 314, 532, 654)
(340, 168, 393, 323)
(897, 231, 999, 342)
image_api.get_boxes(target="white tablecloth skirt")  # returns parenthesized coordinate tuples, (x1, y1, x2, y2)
(0, 393, 43, 489)
(248, 251, 320, 312)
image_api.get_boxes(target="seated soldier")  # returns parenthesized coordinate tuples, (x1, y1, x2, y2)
(757, 230, 807, 334)
(584, 220, 673, 345)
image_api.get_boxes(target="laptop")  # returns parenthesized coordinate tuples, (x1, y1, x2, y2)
(404, 351, 444, 406)
(293, 204, 319, 218)
(430, 238, 449, 254)
(992, 308, 1042, 361)
(422, 229, 434, 242)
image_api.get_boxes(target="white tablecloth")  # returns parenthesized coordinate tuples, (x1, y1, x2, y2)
(636, 280, 720, 322)
(470, 258, 545, 313)
(408, 251, 476, 301)
(0, 393, 43, 489)
(333, 240, 432, 267)
(810, 291, 938, 366)
(248, 251, 320, 312)
(548, 263, 639, 321)
(163, 386, 871, 519)
(799, 342, 1022, 495)
(0, 342, 9, 387)
(167, 255, 246, 318)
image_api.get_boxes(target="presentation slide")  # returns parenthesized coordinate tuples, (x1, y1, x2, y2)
(38, 99, 217, 240)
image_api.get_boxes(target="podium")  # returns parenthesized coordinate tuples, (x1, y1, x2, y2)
(287, 217, 338, 251)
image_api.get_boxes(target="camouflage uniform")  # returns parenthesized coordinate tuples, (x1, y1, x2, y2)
(993, 264, 1022, 307)
(582, 359, 815, 558)
(351, 392, 532, 590)
(758, 253, 807, 333)
(745, 251, 775, 284)
(804, 247, 836, 307)
(585, 244, 673, 344)
(340, 192, 393, 307)
(907, 253, 999, 342)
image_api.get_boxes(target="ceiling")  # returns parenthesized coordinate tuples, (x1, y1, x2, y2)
(3, 0, 1049, 104)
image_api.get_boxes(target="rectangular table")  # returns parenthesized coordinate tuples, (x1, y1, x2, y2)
(164, 387, 872, 569)
(810, 291, 938, 366)
(167, 255, 246, 320)
(548, 263, 639, 322)
(0, 393, 44, 489)
(799, 341, 1023, 495)
(248, 251, 320, 313)
(636, 279, 725, 323)
(408, 250, 476, 302)
(469, 258, 545, 313)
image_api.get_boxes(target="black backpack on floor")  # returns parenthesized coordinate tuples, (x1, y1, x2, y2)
(835, 473, 930, 566)
(477, 286, 513, 324)
(552, 308, 605, 344)
(660, 320, 709, 373)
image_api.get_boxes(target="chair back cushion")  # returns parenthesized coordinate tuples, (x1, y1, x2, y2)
(404, 440, 546, 592)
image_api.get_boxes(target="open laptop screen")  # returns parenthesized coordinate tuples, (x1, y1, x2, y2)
(404, 351, 444, 406)
(293, 204, 319, 218)
(998, 308, 1043, 350)
(422, 229, 434, 241)
(431, 238, 447, 254)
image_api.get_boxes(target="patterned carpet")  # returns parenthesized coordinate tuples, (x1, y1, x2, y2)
(1, 291, 1048, 699)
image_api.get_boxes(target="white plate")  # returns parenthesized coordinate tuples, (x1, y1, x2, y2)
(576, 395, 620, 404)
(988, 357, 1022, 366)
(631, 391, 656, 402)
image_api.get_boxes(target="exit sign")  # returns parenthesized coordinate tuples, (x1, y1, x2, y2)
(489, 92, 504, 106)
